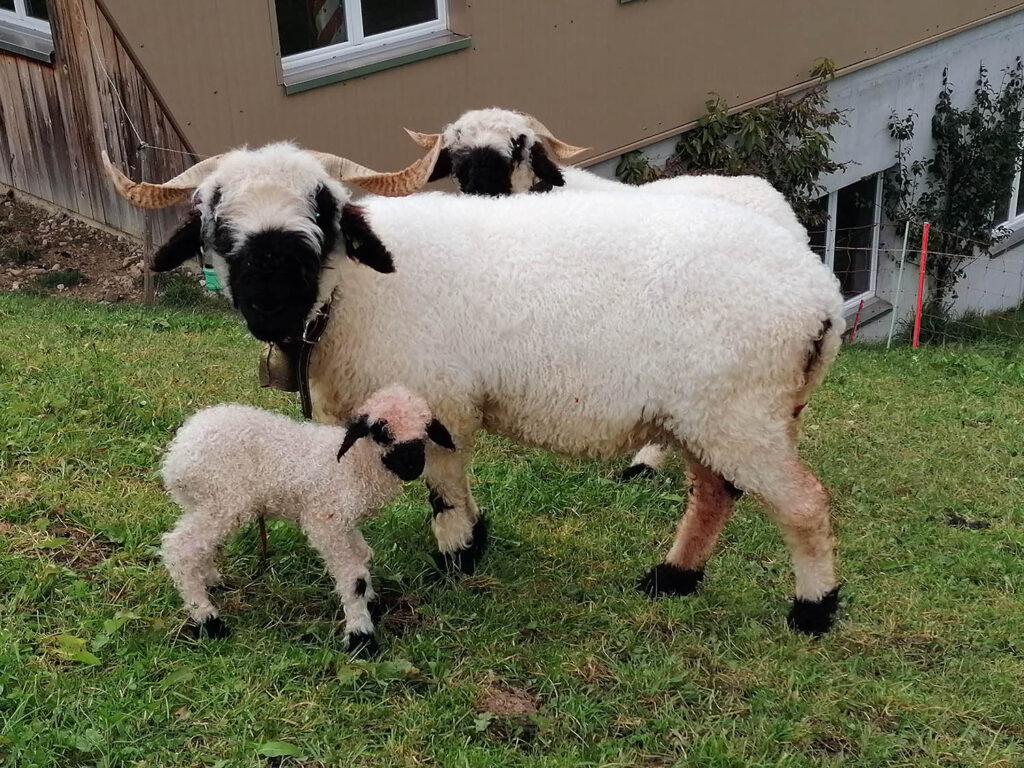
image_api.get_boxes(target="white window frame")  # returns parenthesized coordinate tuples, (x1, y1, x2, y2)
(280, 0, 448, 77)
(994, 161, 1024, 232)
(0, 0, 51, 35)
(817, 172, 883, 313)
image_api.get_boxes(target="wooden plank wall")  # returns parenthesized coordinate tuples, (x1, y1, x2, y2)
(0, 0, 195, 241)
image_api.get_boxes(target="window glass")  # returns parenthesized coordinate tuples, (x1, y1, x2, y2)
(24, 0, 47, 20)
(808, 196, 829, 262)
(1015, 168, 1024, 219)
(833, 176, 876, 300)
(0, 1, 16, 12)
(275, 0, 347, 57)
(361, 0, 437, 37)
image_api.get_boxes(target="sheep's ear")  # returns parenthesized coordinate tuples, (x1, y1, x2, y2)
(152, 209, 202, 271)
(528, 142, 565, 193)
(426, 418, 456, 451)
(340, 204, 395, 274)
(427, 148, 452, 183)
(337, 415, 370, 461)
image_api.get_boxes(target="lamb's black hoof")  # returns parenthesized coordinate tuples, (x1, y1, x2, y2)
(637, 563, 704, 597)
(433, 516, 488, 576)
(347, 631, 379, 658)
(618, 463, 657, 482)
(185, 616, 231, 640)
(787, 586, 841, 636)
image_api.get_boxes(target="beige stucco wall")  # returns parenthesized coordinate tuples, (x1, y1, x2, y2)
(100, 0, 1024, 170)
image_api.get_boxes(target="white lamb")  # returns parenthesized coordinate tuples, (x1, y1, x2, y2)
(160, 386, 456, 654)
(401, 107, 809, 479)
(107, 144, 846, 635)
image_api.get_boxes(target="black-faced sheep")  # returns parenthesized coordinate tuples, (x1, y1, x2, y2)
(160, 386, 455, 654)
(106, 145, 845, 634)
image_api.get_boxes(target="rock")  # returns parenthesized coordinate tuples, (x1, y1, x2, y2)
(121, 256, 134, 269)
(11, 281, 20, 290)
(57, 284, 66, 291)
(8, 268, 22, 276)
(103, 290, 120, 303)
(50, 263, 60, 271)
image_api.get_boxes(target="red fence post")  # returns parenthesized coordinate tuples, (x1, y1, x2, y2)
(912, 222, 930, 349)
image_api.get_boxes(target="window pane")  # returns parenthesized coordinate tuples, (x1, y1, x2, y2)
(275, 0, 347, 57)
(361, 0, 438, 37)
(807, 196, 829, 262)
(1015, 169, 1024, 218)
(24, 0, 48, 20)
(0, 1, 16, 12)
(833, 176, 876, 300)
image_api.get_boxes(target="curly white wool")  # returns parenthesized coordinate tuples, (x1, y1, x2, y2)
(159, 386, 437, 649)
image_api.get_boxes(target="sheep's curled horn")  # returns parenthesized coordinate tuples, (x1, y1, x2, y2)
(100, 149, 417, 209)
(336, 416, 457, 461)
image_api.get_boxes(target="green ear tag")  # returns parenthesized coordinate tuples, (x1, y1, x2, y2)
(203, 268, 221, 292)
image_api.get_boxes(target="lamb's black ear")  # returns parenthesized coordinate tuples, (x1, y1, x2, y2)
(340, 204, 395, 274)
(426, 418, 456, 451)
(337, 415, 370, 461)
(529, 142, 565, 192)
(427, 148, 453, 183)
(152, 210, 202, 271)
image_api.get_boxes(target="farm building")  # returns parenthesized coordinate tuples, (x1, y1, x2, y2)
(1, 0, 1023, 334)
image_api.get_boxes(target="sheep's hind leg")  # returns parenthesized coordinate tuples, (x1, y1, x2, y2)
(639, 458, 740, 597)
(161, 512, 234, 640)
(619, 443, 670, 481)
(425, 442, 486, 576)
(306, 525, 378, 656)
(752, 455, 839, 635)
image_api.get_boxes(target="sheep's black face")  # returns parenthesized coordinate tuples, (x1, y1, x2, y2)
(229, 230, 321, 342)
(452, 147, 514, 197)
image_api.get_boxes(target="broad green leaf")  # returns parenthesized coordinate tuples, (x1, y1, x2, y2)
(256, 741, 302, 758)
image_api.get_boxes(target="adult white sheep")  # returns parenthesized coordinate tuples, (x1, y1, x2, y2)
(161, 386, 456, 654)
(401, 107, 810, 479)
(104, 144, 845, 634)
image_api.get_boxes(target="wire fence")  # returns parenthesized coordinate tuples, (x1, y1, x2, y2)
(813, 219, 1024, 347)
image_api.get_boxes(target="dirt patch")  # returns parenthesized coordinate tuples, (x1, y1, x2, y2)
(478, 682, 538, 717)
(37, 524, 119, 570)
(475, 682, 540, 747)
(945, 513, 990, 530)
(375, 589, 424, 637)
(0, 190, 203, 303)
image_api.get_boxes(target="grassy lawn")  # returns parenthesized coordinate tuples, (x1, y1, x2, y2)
(1, 291, 1023, 767)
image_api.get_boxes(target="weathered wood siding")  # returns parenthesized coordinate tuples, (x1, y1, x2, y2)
(0, 0, 195, 240)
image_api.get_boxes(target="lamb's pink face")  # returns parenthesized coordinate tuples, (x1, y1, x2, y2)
(336, 386, 456, 480)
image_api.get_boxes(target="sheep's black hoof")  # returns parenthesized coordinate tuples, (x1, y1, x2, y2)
(433, 516, 488, 576)
(618, 463, 657, 481)
(637, 563, 704, 597)
(185, 616, 231, 640)
(347, 631, 379, 658)
(787, 586, 841, 636)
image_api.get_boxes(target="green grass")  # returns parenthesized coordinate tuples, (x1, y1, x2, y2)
(24, 269, 85, 295)
(1, 292, 1023, 767)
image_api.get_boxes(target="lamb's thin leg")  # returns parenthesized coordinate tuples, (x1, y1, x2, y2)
(620, 443, 671, 481)
(424, 440, 486, 575)
(638, 458, 740, 596)
(161, 511, 236, 639)
(305, 524, 377, 656)
(754, 455, 839, 635)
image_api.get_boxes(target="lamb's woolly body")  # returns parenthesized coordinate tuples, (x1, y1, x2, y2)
(159, 397, 423, 646)
(310, 190, 842, 483)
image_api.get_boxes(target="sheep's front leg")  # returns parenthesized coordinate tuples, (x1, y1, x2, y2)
(425, 440, 486, 575)
(638, 459, 740, 597)
(306, 524, 377, 656)
(620, 443, 671, 481)
(161, 511, 235, 640)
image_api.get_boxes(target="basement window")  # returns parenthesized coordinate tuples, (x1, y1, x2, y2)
(275, 0, 469, 93)
(0, 0, 53, 63)
(809, 172, 884, 313)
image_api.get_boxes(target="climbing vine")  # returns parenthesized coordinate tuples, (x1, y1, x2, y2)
(616, 59, 848, 229)
(886, 58, 1024, 308)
